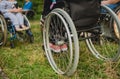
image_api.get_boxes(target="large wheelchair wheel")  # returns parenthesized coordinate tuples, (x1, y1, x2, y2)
(0, 14, 7, 46)
(85, 5, 120, 61)
(43, 8, 79, 76)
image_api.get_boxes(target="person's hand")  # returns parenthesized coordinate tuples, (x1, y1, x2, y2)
(17, 8, 22, 12)
(9, 8, 17, 12)
(9, 8, 22, 13)
(50, 2, 56, 10)
(101, 0, 111, 5)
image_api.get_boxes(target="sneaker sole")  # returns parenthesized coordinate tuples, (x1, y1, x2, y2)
(61, 48, 67, 52)
(51, 48, 61, 53)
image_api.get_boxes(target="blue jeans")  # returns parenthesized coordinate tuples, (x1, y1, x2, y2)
(101, 2, 120, 13)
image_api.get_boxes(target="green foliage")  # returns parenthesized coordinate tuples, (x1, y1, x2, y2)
(18, 0, 44, 14)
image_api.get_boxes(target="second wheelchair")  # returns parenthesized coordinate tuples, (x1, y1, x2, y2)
(0, 12, 34, 48)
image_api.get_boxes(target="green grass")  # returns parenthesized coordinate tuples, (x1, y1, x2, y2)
(0, 20, 58, 79)
(0, 7, 120, 78)
(0, 19, 120, 79)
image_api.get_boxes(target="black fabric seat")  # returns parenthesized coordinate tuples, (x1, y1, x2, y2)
(66, 0, 101, 30)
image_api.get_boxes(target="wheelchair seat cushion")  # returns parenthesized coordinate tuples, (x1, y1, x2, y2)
(67, 0, 101, 30)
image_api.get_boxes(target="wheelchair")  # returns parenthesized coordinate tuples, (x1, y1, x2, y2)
(43, 1, 120, 76)
(0, 12, 34, 48)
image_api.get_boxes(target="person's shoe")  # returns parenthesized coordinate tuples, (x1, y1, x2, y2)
(49, 43, 61, 53)
(25, 27, 30, 30)
(15, 27, 24, 31)
(61, 44, 68, 51)
(22, 26, 30, 30)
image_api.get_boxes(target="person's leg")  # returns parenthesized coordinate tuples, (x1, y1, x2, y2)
(113, 11, 120, 39)
(108, 4, 120, 39)
(15, 13, 24, 25)
(15, 13, 29, 30)
(40, 0, 52, 26)
(4, 12, 24, 31)
(42, 0, 52, 16)
(41, 0, 51, 20)
(101, 4, 118, 13)
(107, 4, 118, 10)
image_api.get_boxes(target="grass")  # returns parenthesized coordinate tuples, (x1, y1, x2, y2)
(0, 19, 120, 79)
(0, 3, 120, 78)
(0, 19, 58, 79)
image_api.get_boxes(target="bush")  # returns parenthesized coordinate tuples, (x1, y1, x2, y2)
(18, 0, 43, 14)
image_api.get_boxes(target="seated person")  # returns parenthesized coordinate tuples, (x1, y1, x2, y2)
(102, 0, 120, 38)
(23, 0, 32, 11)
(23, 0, 34, 17)
(0, 0, 29, 31)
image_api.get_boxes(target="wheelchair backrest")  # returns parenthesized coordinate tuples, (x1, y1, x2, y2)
(52, 0, 99, 30)
(67, 0, 101, 28)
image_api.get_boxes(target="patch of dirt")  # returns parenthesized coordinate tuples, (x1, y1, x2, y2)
(0, 67, 9, 79)
(104, 62, 119, 79)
